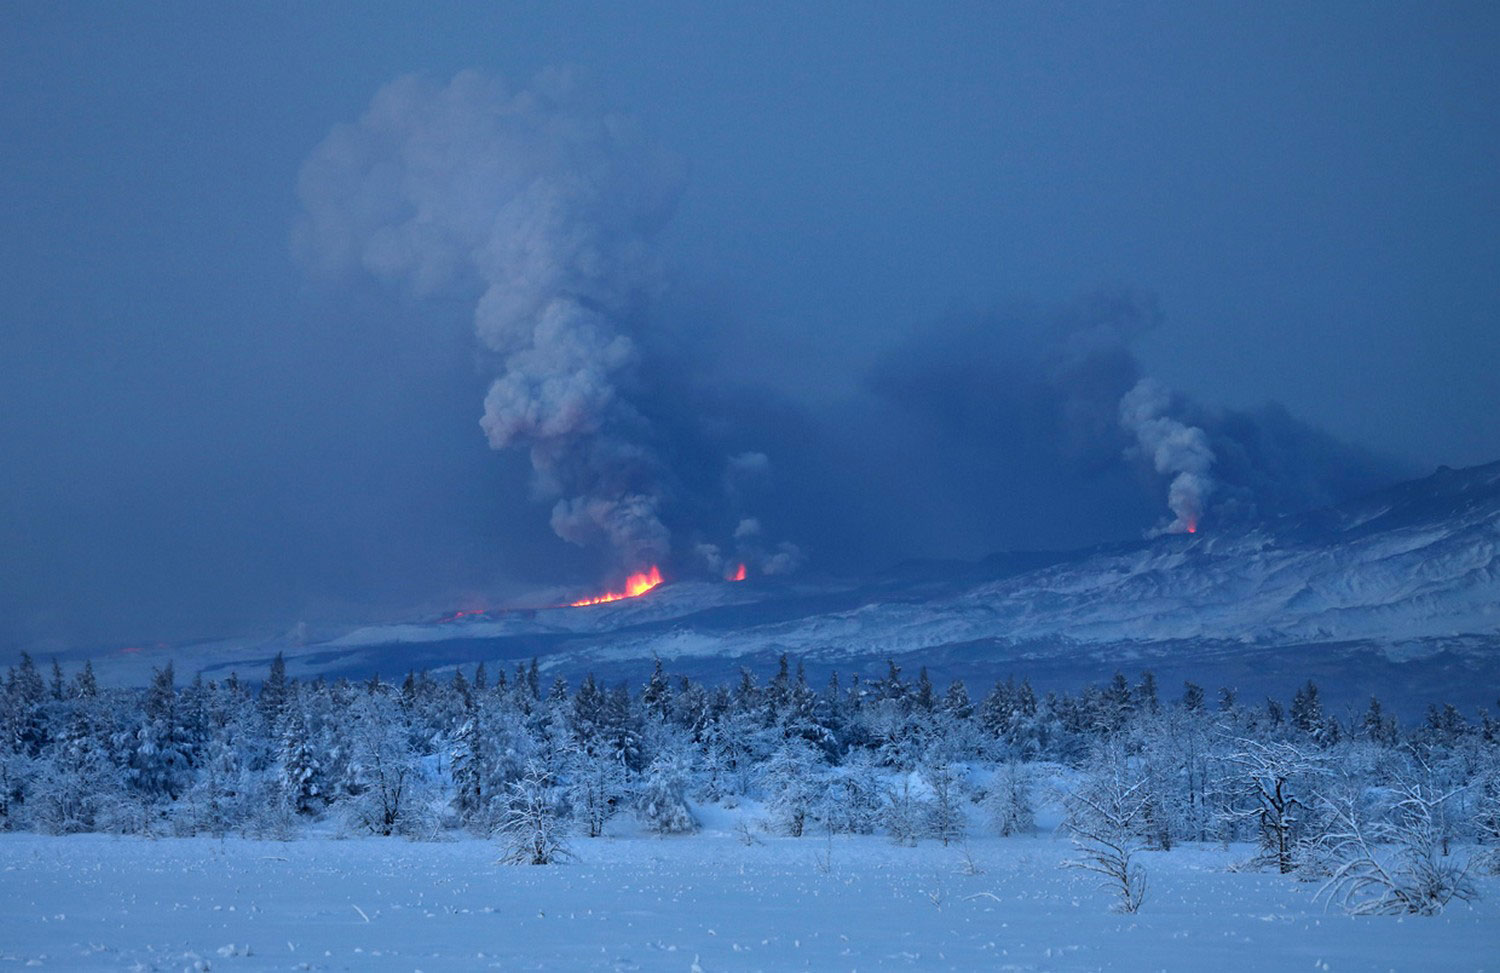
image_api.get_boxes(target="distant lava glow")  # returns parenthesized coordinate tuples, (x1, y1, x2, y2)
(438, 608, 487, 624)
(1186, 522, 1198, 534)
(569, 566, 664, 607)
(728, 563, 748, 582)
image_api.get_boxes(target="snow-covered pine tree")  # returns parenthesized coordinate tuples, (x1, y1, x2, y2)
(637, 750, 697, 835)
(603, 683, 645, 772)
(1290, 680, 1326, 742)
(450, 712, 492, 829)
(126, 663, 193, 809)
(641, 657, 672, 723)
(260, 652, 290, 726)
(33, 682, 123, 834)
(280, 707, 325, 816)
(761, 737, 820, 837)
(4, 653, 47, 758)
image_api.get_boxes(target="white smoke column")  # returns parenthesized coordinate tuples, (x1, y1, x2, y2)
(1119, 378, 1215, 534)
(294, 69, 682, 568)
(693, 452, 804, 580)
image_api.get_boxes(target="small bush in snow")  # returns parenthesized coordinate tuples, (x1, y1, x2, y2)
(497, 760, 573, 865)
(1317, 779, 1478, 915)
(1063, 742, 1149, 913)
(884, 773, 933, 846)
(923, 759, 967, 846)
(984, 761, 1036, 837)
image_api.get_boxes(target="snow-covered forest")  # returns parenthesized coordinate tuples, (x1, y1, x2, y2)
(2, 651, 1497, 914)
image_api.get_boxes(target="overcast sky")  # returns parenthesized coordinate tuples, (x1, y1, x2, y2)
(3, 1, 1497, 651)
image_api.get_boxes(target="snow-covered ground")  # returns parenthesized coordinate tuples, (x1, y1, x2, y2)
(3, 831, 1495, 971)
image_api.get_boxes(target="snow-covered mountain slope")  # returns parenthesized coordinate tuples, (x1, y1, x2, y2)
(85, 462, 1500, 713)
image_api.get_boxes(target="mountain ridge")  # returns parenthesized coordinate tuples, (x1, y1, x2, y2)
(76, 462, 1500, 715)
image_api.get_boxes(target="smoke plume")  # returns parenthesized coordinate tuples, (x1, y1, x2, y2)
(1119, 378, 1215, 534)
(801, 289, 1407, 565)
(294, 69, 683, 569)
(293, 72, 1405, 584)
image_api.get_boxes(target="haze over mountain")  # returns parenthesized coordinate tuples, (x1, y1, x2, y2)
(74, 460, 1500, 717)
(3, 4, 1497, 656)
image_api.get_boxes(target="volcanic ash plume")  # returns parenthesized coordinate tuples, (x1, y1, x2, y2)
(1119, 378, 1215, 534)
(694, 513, 804, 581)
(294, 69, 682, 567)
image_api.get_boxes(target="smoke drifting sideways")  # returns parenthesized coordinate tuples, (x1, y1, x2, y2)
(293, 69, 1406, 592)
(294, 69, 797, 582)
(794, 289, 1409, 563)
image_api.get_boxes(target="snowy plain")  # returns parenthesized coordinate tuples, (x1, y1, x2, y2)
(3, 829, 1495, 972)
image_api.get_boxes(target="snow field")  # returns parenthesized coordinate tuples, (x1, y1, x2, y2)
(1, 832, 1495, 971)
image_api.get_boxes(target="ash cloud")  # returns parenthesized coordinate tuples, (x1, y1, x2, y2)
(292, 71, 1406, 588)
(294, 69, 806, 580)
(752, 288, 1406, 567)
(295, 69, 683, 570)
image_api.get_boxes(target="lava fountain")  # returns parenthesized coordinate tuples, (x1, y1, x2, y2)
(569, 566, 664, 607)
(727, 563, 748, 582)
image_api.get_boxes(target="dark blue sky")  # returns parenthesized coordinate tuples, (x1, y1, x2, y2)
(3, 1, 1497, 650)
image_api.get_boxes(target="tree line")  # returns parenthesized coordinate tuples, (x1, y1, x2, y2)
(1, 649, 1496, 911)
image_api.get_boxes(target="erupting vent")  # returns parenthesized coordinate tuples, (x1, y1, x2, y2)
(569, 566, 664, 607)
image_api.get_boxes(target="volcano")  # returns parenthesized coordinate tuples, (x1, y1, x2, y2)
(79, 461, 1500, 716)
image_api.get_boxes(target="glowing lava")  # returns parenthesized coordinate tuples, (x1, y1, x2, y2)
(727, 563, 748, 582)
(438, 608, 487, 624)
(569, 565, 664, 607)
(1186, 522, 1198, 534)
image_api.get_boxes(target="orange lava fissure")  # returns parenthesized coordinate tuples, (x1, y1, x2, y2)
(569, 565, 664, 607)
